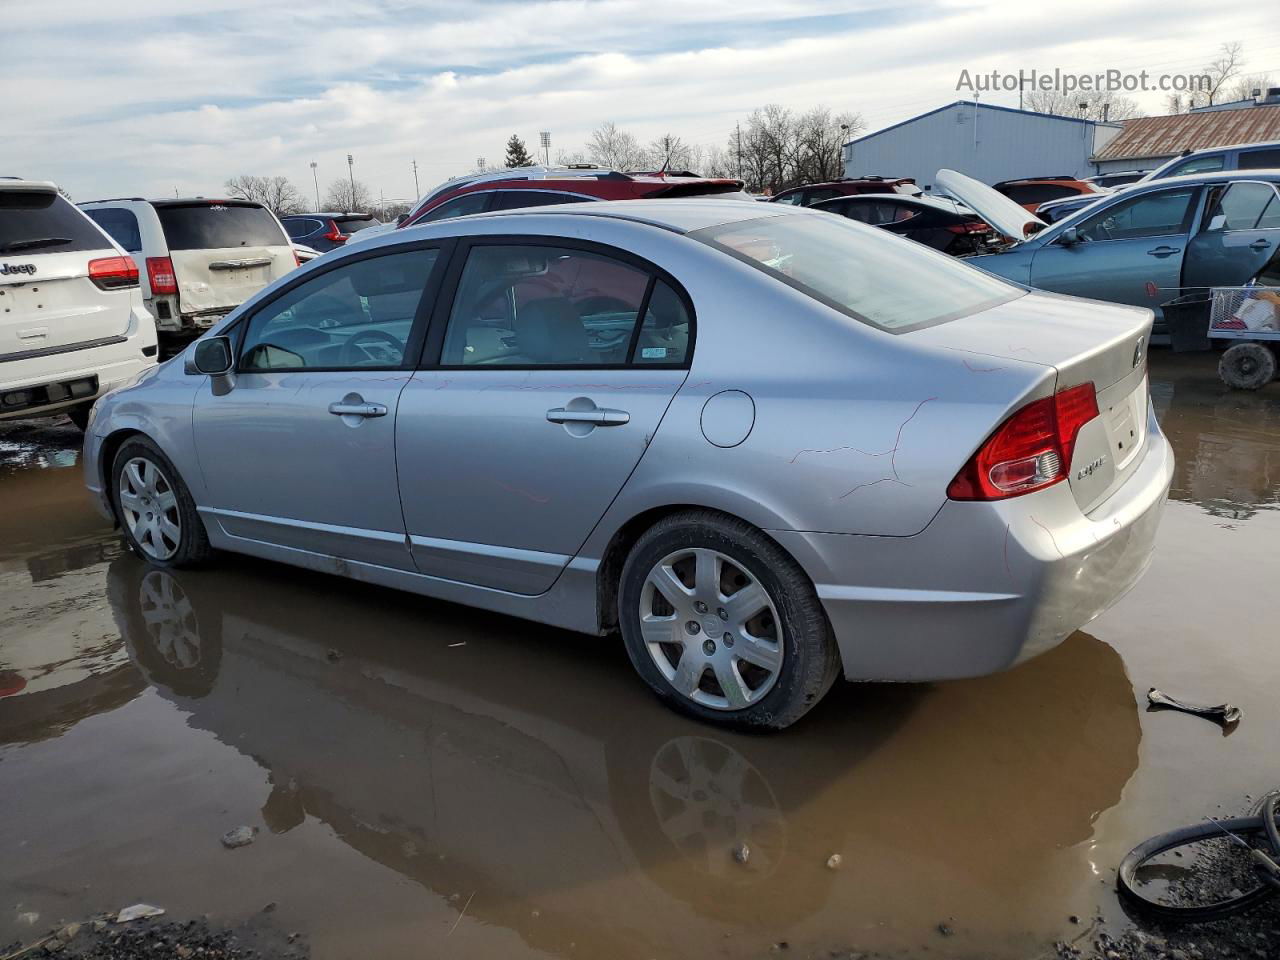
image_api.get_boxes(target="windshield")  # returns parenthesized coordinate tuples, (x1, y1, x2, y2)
(156, 202, 287, 250)
(337, 216, 379, 233)
(690, 213, 1020, 332)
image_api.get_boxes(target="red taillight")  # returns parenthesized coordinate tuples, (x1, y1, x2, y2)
(947, 383, 1099, 501)
(323, 220, 347, 244)
(88, 256, 139, 291)
(145, 257, 177, 295)
(293, 251, 302, 267)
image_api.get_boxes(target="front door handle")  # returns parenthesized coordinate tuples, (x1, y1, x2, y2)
(329, 400, 387, 418)
(546, 407, 630, 426)
(1146, 245, 1181, 258)
(1250, 239, 1272, 251)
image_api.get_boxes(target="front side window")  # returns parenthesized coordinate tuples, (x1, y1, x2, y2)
(1203, 181, 1280, 231)
(84, 207, 143, 253)
(692, 213, 1019, 332)
(239, 249, 438, 371)
(1075, 188, 1197, 242)
(418, 193, 491, 223)
(441, 244, 672, 367)
(1168, 155, 1225, 177)
(156, 202, 288, 250)
(772, 191, 804, 206)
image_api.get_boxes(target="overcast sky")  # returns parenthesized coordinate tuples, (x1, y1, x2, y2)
(7, 0, 1277, 205)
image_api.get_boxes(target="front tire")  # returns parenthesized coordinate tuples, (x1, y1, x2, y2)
(111, 437, 211, 568)
(618, 510, 840, 730)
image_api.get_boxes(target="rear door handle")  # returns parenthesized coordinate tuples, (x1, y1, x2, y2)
(1146, 246, 1181, 257)
(329, 400, 387, 418)
(1250, 239, 1272, 251)
(546, 407, 630, 426)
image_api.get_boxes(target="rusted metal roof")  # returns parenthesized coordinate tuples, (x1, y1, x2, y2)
(1093, 104, 1280, 161)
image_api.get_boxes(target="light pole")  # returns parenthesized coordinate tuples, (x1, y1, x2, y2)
(539, 131, 551, 166)
(309, 161, 319, 211)
(347, 154, 356, 211)
(411, 159, 420, 197)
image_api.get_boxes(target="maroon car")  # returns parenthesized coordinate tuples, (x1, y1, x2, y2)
(770, 177, 919, 206)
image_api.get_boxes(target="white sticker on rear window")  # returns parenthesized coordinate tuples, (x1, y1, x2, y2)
(641, 347, 667, 359)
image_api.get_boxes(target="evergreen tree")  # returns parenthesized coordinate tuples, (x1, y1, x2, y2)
(504, 134, 535, 168)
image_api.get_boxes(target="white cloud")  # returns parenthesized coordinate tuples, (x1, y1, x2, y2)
(7, 0, 1278, 203)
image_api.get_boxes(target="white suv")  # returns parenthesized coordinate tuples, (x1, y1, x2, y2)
(1, 179, 157, 429)
(80, 197, 297, 336)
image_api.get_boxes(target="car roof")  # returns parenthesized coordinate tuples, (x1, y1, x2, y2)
(0, 179, 58, 194)
(1127, 167, 1280, 190)
(1174, 139, 1280, 157)
(412, 165, 740, 210)
(812, 192, 967, 211)
(409, 197, 793, 236)
(283, 212, 372, 219)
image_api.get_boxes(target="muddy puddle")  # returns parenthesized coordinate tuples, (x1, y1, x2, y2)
(3, 353, 1279, 959)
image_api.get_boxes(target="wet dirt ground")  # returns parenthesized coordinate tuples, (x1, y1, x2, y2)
(2, 352, 1279, 960)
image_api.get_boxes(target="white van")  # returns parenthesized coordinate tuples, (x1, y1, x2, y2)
(1, 180, 157, 430)
(80, 198, 298, 336)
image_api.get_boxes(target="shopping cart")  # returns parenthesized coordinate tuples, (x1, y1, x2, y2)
(1206, 286, 1280, 390)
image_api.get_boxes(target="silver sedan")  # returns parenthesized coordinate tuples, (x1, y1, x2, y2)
(83, 199, 1173, 729)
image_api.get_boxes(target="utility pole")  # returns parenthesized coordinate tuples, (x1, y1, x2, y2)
(347, 154, 356, 212)
(736, 123, 742, 181)
(411, 159, 420, 197)
(539, 131, 551, 166)
(309, 161, 319, 211)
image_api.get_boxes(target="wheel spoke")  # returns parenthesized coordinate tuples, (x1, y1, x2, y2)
(140, 460, 156, 494)
(714, 660, 750, 709)
(156, 490, 177, 512)
(119, 490, 143, 513)
(671, 651, 705, 697)
(648, 564, 692, 610)
(724, 581, 768, 627)
(693, 549, 720, 600)
(159, 516, 181, 546)
(126, 461, 146, 494)
(639, 614, 681, 648)
(735, 634, 782, 673)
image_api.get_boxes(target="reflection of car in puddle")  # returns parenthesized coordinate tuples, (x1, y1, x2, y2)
(107, 556, 1141, 954)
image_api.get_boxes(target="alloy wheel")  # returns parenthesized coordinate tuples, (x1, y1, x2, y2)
(118, 457, 182, 561)
(639, 547, 783, 711)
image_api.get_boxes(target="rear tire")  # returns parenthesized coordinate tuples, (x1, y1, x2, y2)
(111, 437, 211, 568)
(1219, 342, 1276, 390)
(618, 510, 840, 731)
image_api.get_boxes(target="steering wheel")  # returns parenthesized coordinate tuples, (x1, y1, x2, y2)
(340, 329, 404, 366)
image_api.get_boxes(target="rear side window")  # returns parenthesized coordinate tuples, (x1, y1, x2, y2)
(84, 207, 142, 253)
(1168, 155, 1225, 177)
(631, 280, 691, 365)
(489, 190, 592, 211)
(418, 193, 491, 223)
(156, 202, 287, 250)
(283, 218, 322, 240)
(1205, 181, 1280, 230)
(1239, 148, 1280, 170)
(0, 191, 113, 254)
(441, 244, 674, 367)
(693, 213, 1019, 333)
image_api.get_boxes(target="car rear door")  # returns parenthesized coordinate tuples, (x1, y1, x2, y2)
(155, 201, 295, 322)
(395, 238, 692, 595)
(1, 186, 134, 362)
(191, 243, 449, 568)
(1183, 180, 1280, 288)
(1028, 185, 1200, 309)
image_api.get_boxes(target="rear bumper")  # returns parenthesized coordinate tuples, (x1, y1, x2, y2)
(770, 412, 1174, 682)
(0, 311, 157, 422)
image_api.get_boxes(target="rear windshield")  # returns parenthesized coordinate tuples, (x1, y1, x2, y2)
(691, 213, 1020, 332)
(336, 216, 378, 233)
(0, 190, 112, 255)
(156, 202, 287, 250)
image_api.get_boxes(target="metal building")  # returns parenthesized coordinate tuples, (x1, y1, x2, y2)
(841, 100, 1122, 191)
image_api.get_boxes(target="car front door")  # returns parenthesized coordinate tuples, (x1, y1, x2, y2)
(1028, 185, 1200, 309)
(1183, 180, 1280, 288)
(191, 243, 449, 569)
(395, 239, 693, 595)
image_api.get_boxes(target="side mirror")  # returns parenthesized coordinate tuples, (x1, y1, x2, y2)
(1059, 226, 1081, 246)
(192, 336, 233, 375)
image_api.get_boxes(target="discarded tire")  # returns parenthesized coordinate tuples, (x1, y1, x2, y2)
(1218, 342, 1276, 391)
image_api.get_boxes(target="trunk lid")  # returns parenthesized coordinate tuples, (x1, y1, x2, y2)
(154, 200, 294, 318)
(1, 183, 133, 357)
(913, 291, 1154, 513)
(936, 169, 1048, 242)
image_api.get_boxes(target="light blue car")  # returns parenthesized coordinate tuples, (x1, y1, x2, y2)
(942, 169, 1280, 336)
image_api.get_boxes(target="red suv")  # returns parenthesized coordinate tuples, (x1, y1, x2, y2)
(770, 177, 919, 206)
(991, 176, 1102, 213)
(400, 166, 745, 227)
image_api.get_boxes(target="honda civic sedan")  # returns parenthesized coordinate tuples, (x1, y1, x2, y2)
(83, 200, 1173, 729)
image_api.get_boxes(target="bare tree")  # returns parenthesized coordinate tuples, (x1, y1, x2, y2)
(321, 177, 374, 214)
(224, 175, 305, 216)
(1023, 89, 1142, 122)
(586, 122, 645, 170)
(728, 104, 863, 193)
(1226, 72, 1273, 104)
(1201, 41, 1244, 107)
